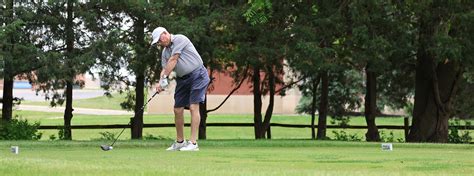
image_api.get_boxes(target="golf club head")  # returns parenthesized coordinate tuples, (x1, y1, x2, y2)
(100, 145, 113, 151)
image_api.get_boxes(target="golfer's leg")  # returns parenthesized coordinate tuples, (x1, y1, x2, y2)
(174, 107, 185, 142)
(189, 103, 201, 144)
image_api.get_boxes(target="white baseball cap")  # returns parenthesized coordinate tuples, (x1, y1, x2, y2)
(151, 27, 167, 45)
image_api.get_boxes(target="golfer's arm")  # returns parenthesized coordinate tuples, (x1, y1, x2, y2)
(162, 54, 180, 77)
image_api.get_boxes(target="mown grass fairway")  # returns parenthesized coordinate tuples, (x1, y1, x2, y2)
(0, 140, 473, 176)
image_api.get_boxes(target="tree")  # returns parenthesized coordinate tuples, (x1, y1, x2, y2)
(172, 1, 241, 139)
(89, 0, 163, 139)
(407, 1, 474, 142)
(291, 0, 414, 141)
(242, 1, 292, 139)
(344, 0, 402, 141)
(94, 1, 238, 139)
(289, 0, 355, 140)
(1, 1, 43, 121)
(25, 1, 99, 140)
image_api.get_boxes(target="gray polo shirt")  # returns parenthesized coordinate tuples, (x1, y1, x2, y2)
(161, 34, 203, 77)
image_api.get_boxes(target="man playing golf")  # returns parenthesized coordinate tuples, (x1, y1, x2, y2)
(151, 27, 210, 151)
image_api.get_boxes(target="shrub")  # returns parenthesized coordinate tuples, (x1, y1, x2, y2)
(331, 130, 362, 141)
(143, 134, 171, 140)
(0, 116, 42, 140)
(330, 116, 350, 127)
(98, 131, 116, 140)
(57, 126, 66, 140)
(49, 134, 57, 141)
(448, 119, 472, 144)
(379, 130, 404, 142)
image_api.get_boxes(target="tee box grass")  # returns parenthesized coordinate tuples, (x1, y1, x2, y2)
(0, 140, 473, 176)
(8, 94, 474, 175)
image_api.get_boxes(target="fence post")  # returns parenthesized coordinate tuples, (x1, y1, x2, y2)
(404, 116, 409, 141)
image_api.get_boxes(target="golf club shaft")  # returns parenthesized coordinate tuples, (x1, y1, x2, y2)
(141, 91, 160, 112)
(110, 125, 127, 147)
(109, 91, 160, 146)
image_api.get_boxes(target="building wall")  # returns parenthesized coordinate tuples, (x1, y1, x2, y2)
(147, 70, 301, 114)
(82, 74, 101, 89)
(146, 88, 301, 115)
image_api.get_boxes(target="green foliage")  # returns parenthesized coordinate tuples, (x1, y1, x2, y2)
(57, 126, 66, 140)
(90, 1, 163, 88)
(45, 126, 66, 141)
(453, 80, 474, 119)
(243, 0, 272, 25)
(0, 2, 46, 120)
(143, 134, 171, 140)
(0, 116, 42, 140)
(49, 134, 57, 141)
(330, 116, 350, 127)
(30, 1, 99, 106)
(120, 90, 136, 111)
(296, 70, 363, 121)
(331, 130, 362, 141)
(379, 131, 404, 142)
(327, 70, 364, 117)
(403, 102, 414, 117)
(448, 119, 472, 144)
(295, 95, 312, 114)
(98, 131, 117, 141)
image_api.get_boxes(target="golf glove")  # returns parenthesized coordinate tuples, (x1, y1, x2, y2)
(159, 78, 169, 89)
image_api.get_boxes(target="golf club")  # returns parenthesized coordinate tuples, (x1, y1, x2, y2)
(100, 91, 160, 151)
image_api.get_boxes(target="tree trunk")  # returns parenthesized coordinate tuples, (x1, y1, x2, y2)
(364, 66, 380, 141)
(199, 68, 212, 139)
(63, 0, 74, 140)
(131, 16, 146, 139)
(199, 95, 207, 139)
(2, 0, 14, 121)
(408, 56, 460, 142)
(266, 127, 271, 139)
(261, 66, 275, 139)
(2, 78, 14, 121)
(253, 66, 263, 139)
(310, 78, 318, 140)
(407, 15, 460, 143)
(63, 81, 74, 140)
(132, 73, 145, 139)
(317, 71, 328, 140)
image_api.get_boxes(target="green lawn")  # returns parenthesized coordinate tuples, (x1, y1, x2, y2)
(17, 92, 471, 141)
(5, 106, 474, 175)
(21, 92, 128, 110)
(12, 110, 473, 142)
(0, 140, 472, 176)
(13, 110, 408, 141)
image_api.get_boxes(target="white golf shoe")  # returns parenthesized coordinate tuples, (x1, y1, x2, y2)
(166, 140, 187, 151)
(179, 141, 199, 151)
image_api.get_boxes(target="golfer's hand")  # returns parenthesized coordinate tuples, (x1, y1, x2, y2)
(156, 85, 164, 93)
(159, 78, 169, 89)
